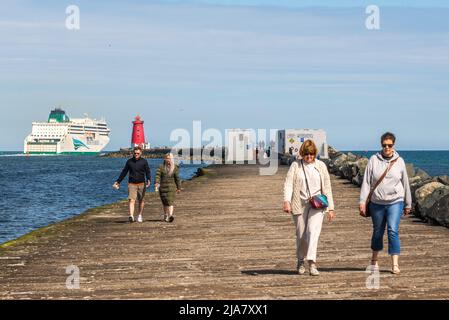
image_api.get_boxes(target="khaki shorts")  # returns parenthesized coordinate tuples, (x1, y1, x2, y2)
(128, 183, 146, 201)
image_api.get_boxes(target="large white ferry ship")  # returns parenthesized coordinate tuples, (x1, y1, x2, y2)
(24, 108, 110, 154)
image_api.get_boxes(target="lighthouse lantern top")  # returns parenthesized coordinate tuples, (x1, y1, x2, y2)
(133, 115, 143, 123)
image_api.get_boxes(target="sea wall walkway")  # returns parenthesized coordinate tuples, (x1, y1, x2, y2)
(1, 164, 449, 299)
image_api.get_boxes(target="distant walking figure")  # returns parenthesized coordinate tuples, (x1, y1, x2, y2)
(113, 146, 151, 223)
(283, 140, 335, 276)
(359, 132, 412, 275)
(155, 153, 182, 223)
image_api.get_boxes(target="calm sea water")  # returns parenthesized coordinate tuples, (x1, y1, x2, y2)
(0, 153, 208, 244)
(346, 150, 449, 177)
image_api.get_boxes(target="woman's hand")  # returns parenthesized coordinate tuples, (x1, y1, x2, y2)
(283, 201, 292, 214)
(404, 208, 411, 215)
(359, 203, 367, 217)
(327, 210, 336, 222)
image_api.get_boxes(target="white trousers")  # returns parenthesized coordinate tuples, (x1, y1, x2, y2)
(292, 204, 325, 264)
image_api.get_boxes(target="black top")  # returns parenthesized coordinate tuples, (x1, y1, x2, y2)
(116, 157, 151, 184)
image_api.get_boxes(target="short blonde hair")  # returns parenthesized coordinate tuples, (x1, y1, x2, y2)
(299, 140, 318, 157)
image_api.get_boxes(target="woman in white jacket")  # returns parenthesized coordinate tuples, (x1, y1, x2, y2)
(283, 140, 335, 276)
(359, 132, 412, 275)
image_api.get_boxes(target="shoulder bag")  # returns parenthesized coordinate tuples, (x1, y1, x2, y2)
(301, 160, 329, 210)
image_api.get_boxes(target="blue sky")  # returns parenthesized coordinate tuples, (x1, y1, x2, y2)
(0, 1, 448, 151)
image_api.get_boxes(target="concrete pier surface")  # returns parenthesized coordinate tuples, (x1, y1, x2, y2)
(1, 164, 449, 299)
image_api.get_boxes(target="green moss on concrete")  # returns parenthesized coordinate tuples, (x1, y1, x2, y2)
(0, 202, 124, 252)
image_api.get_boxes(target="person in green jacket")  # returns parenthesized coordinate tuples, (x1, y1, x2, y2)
(155, 153, 182, 222)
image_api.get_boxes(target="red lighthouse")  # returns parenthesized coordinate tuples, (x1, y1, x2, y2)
(131, 115, 147, 149)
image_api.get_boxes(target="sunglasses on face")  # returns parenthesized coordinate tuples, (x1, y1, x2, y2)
(304, 153, 315, 156)
(382, 144, 394, 148)
(134, 153, 141, 155)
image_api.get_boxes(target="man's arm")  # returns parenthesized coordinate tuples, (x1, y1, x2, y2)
(174, 166, 181, 190)
(145, 160, 151, 186)
(116, 160, 130, 184)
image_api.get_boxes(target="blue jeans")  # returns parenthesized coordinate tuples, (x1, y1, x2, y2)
(370, 201, 404, 255)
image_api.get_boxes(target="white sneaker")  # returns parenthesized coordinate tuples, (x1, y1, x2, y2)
(137, 215, 143, 223)
(309, 264, 320, 276)
(297, 262, 306, 275)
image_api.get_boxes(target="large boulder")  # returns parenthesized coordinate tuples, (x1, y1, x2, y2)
(333, 153, 348, 167)
(346, 152, 359, 162)
(321, 158, 331, 167)
(339, 161, 357, 180)
(352, 173, 363, 187)
(334, 153, 363, 180)
(415, 182, 445, 219)
(419, 186, 449, 227)
(328, 154, 348, 175)
(405, 164, 416, 179)
(415, 168, 431, 181)
(410, 176, 428, 202)
(409, 178, 425, 214)
(432, 175, 449, 186)
(350, 158, 369, 187)
(409, 175, 422, 185)
(328, 146, 341, 159)
(355, 157, 369, 177)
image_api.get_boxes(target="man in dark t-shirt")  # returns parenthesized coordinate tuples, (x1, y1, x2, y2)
(113, 146, 151, 223)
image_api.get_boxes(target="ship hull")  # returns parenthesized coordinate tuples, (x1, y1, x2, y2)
(24, 134, 110, 155)
(25, 152, 100, 155)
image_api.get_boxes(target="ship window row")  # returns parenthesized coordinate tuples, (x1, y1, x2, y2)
(33, 134, 65, 136)
(70, 125, 108, 128)
(84, 127, 108, 130)
(69, 127, 108, 130)
(33, 135, 63, 137)
(69, 129, 109, 133)
(70, 124, 107, 127)
(34, 127, 66, 129)
(69, 126, 107, 130)
(34, 132, 66, 134)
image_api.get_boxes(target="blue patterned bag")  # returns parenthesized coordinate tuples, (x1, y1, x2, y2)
(301, 160, 329, 210)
